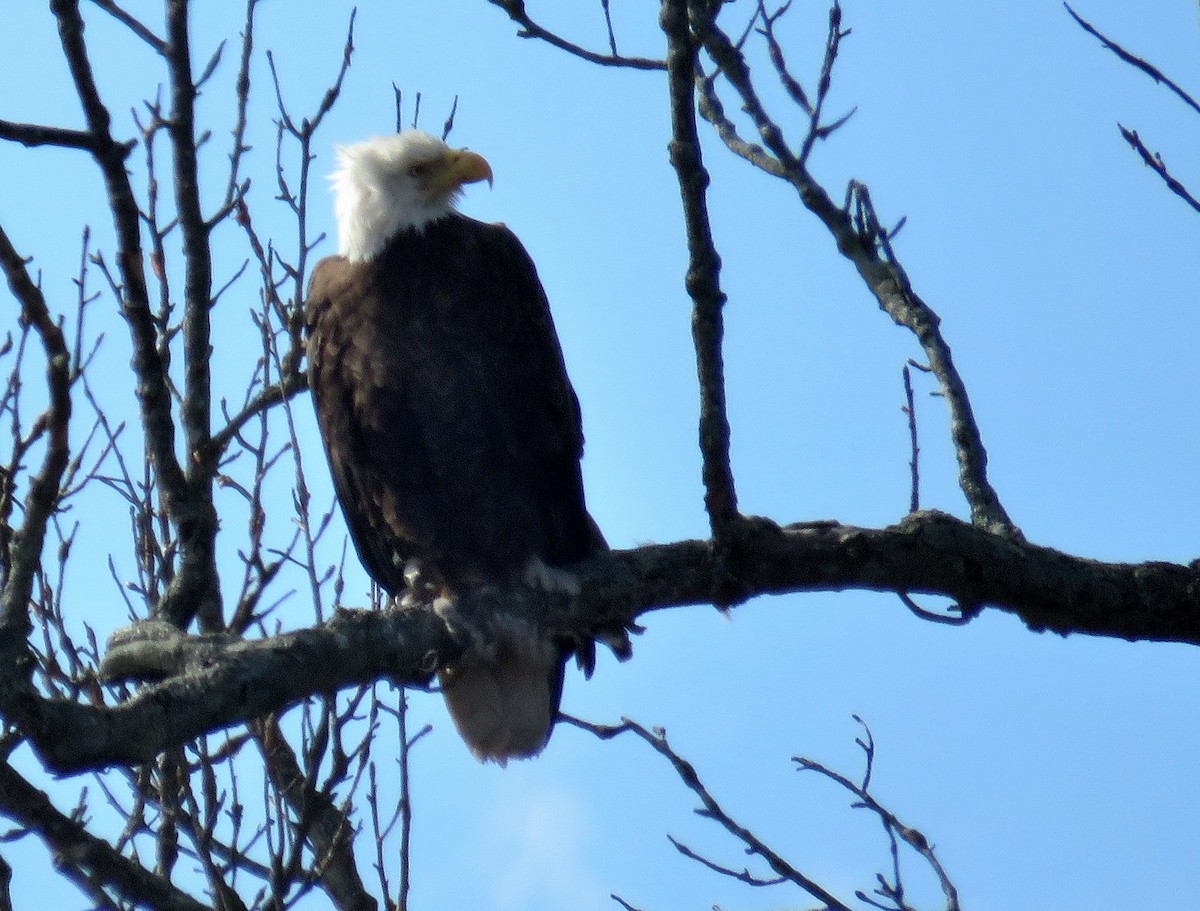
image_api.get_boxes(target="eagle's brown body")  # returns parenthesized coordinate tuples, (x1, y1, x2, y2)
(306, 209, 604, 761)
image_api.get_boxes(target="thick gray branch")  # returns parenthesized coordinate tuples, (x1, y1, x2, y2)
(5, 511, 1197, 774)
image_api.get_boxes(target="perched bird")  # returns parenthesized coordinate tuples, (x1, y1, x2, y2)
(305, 131, 606, 763)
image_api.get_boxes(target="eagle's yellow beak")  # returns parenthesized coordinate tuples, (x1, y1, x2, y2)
(437, 149, 494, 191)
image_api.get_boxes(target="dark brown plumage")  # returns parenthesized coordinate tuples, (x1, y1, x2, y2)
(307, 213, 603, 594)
(305, 133, 605, 761)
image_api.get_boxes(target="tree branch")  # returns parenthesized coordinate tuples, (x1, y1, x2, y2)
(49, 0, 192, 555)
(0, 227, 72, 639)
(0, 760, 210, 911)
(86, 0, 167, 54)
(692, 5, 1016, 535)
(1065, 4, 1200, 117)
(162, 0, 223, 632)
(1118, 124, 1200, 214)
(208, 371, 309, 459)
(661, 1, 740, 558)
(794, 718, 961, 911)
(0, 119, 114, 154)
(485, 0, 665, 70)
(572, 716, 853, 911)
(0, 510, 1188, 774)
(251, 716, 377, 911)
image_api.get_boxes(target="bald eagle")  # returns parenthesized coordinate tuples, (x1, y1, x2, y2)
(305, 131, 605, 763)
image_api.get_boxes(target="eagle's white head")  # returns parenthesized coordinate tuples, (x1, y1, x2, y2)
(331, 131, 494, 263)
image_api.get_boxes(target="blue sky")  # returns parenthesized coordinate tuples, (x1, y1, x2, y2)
(2, 1, 1199, 909)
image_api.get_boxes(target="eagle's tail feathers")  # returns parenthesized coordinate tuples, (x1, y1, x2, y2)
(437, 615, 565, 765)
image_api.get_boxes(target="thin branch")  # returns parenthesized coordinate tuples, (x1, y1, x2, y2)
(572, 716, 854, 911)
(852, 180, 1014, 533)
(0, 119, 114, 154)
(486, 0, 665, 70)
(758, 1, 812, 114)
(693, 7, 1015, 534)
(901, 363, 920, 513)
(49, 0, 191, 551)
(86, 0, 167, 53)
(1065, 3, 1200, 117)
(667, 833, 787, 886)
(0, 760, 210, 911)
(600, 0, 619, 57)
(395, 690, 423, 911)
(1118, 125, 1200, 214)
(795, 719, 961, 911)
(795, 1, 855, 165)
(251, 716, 376, 911)
(0, 227, 72, 638)
(208, 371, 308, 461)
(221, 0, 261, 211)
(440, 96, 459, 142)
(898, 592, 972, 627)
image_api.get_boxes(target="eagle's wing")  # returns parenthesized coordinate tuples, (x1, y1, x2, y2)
(305, 255, 430, 593)
(472, 220, 604, 567)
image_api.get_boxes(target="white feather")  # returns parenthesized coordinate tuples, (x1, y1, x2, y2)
(330, 131, 459, 262)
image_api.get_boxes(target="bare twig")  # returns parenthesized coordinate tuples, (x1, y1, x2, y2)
(901, 363, 920, 513)
(795, 1, 855, 165)
(1065, 3, 1200, 117)
(251, 715, 375, 911)
(667, 833, 786, 886)
(610, 895, 645, 911)
(221, 0, 262, 211)
(86, 0, 167, 53)
(898, 592, 972, 627)
(209, 370, 308, 459)
(0, 119, 110, 154)
(486, 0, 665, 70)
(1117, 125, 1200, 214)
(794, 719, 961, 911)
(569, 716, 854, 911)
(758, 1, 812, 114)
(395, 689, 430, 911)
(440, 96, 459, 142)
(600, 0, 619, 56)
(1065, 6, 1200, 213)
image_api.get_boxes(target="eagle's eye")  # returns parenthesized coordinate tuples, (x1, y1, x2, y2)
(407, 162, 431, 180)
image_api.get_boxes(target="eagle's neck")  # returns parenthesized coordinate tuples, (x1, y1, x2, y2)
(333, 168, 454, 263)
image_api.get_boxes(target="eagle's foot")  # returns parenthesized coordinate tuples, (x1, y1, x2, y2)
(398, 557, 444, 609)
